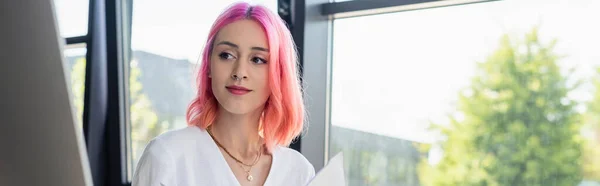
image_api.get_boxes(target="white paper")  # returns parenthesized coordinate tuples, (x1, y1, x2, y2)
(306, 152, 346, 186)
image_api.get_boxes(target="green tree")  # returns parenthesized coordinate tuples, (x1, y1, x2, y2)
(419, 28, 584, 186)
(70, 58, 86, 128)
(129, 62, 165, 167)
(69, 58, 163, 167)
(582, 67, 600, 181)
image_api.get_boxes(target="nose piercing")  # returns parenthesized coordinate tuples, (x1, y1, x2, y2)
(232, 74, 242, 81)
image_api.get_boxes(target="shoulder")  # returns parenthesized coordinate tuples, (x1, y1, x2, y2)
(132, 136, 175, 186)
(153, 125, 204, 144)
(149, 125, 207, 153)
(274, 146, 316, 181)
(132, 126, 207, 186)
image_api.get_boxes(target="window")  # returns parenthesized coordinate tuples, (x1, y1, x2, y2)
(54, 0, 89, 127)
(53, 0, 89, 38)
(329, 0, 600, 185)
(64, 44, 87, 128)
(127, 0, 278, 179)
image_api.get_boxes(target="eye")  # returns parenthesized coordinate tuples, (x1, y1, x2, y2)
(218, 52, 235, 60)
(251, 57, 267, 64)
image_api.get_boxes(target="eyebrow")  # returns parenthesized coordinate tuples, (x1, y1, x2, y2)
(216, 41, 269, 52)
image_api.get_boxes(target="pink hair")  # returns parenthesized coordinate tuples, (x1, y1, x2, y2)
(186, 2, 305, 153)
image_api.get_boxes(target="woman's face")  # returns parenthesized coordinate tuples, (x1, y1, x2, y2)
(210, 19, 270, 115)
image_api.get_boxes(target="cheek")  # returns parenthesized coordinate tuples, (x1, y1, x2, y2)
(256, 77, 270, 106)
(209, 63, 227, 93)
(257, 69, 270, 93)
(210, 61, 228, 82)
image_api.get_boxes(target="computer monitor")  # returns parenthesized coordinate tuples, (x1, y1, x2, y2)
(0, 0, 93, 185)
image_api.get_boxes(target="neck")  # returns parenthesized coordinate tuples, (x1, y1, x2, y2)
(209, 107, 264, 158)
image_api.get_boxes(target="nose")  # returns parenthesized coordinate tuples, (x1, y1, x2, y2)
(231, 58, 248, 80)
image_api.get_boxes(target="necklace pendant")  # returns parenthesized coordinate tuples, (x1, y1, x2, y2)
(247, 174, 253, 181)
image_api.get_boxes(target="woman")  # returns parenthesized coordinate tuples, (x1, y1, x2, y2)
(132, 2, 314, 186)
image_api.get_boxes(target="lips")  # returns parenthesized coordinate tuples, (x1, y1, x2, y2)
(225, 85, 252, 95)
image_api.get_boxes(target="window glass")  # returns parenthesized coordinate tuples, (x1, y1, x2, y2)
(329, 0, 600, 185)
(53, 0, 89, 37)
(64, 44, 87, 128)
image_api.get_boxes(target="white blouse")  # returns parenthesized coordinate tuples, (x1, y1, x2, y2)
(132, 126, 315, 186)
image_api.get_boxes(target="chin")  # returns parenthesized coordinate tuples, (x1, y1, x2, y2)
(219, 101, 263, 115)
(222, 107, 251, 115)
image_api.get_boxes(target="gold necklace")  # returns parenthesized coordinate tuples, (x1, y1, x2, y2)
(207, 127, 262, 181)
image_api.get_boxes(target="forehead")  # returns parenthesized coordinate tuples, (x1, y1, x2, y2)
(214, 19, 269, 49)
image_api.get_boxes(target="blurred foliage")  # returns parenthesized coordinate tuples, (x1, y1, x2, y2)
(582, 68, 600, 181)
(70, 58, 164, 167)
(418, 28, 584, 186)
(129, 63, 164, 167)
(70, 58, 86, 128)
